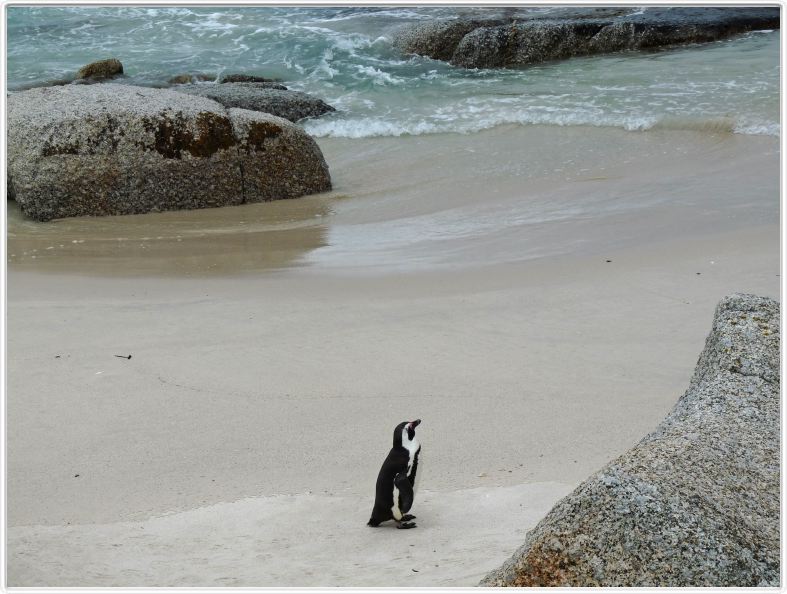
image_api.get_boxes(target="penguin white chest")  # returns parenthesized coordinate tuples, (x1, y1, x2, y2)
(406, 441, 421, 493)
(409, 450, 422, 494)
(391, 483, 403, 520)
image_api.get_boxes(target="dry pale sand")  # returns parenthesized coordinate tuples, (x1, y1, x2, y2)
(8, 482, 572, 586)
(6, 125, 780, 586)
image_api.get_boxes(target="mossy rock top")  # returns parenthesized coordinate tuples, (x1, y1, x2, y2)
(76, 58, 124, 80)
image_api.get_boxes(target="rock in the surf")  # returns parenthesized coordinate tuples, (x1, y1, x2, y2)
(176, 82, 335, 122)
(75, 58, 124, 80)
(480, 293, 780, 586)
(392, 18, 505, 62)
(219, 73, 279, 83)
(7, 84, 331, 221)
(394, 7, 780, 68)
(168, 73, 215, 85)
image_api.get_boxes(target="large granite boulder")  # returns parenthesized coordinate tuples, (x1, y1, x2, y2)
(481, 293, 780, 587)
(7, 84, 331, 221)
(175, 83, 335, 122)
(394, 8, 780, 68)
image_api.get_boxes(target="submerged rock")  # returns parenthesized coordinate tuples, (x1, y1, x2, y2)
(9, 58, 124, 91)
(176, 82, 335, 122)
(394, 8, 780, 68)
(219, 73, 279, 83)
(76, 58, 124, 80)
(8, 77, 75, 92)
(168, 73, 215, 85)
(480, 293, 780, 587)
(7, 84, 331, 221)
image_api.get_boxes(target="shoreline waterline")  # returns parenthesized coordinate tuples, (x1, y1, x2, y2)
(8, 123, 779, 278)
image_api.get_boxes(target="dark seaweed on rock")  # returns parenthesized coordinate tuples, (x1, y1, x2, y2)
(393, 8, 780, 68)
(138, 111, 236, 160)
(480, 293, 780, 587)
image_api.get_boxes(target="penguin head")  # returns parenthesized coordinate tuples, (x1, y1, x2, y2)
(393, 419, 421, 449)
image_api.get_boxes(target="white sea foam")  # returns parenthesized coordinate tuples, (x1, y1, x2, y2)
(354, 65, 406, 85)
(313, 48, 338, 79)
(330, 33, 378, 53)
(734, 122, 781, 136)
(305, 110, 778, 139)
(305, 117, 441, 138)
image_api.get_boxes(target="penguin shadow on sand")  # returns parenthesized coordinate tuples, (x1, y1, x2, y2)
(367, 419, 422, 530)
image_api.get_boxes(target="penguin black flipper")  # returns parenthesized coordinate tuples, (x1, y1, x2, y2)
(394, 473, 417, 528)
(394, 472, 414, 516)
(368, 449, 409, 527)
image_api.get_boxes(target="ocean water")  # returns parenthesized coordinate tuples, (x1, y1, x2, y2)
(6, 6, 780, 138)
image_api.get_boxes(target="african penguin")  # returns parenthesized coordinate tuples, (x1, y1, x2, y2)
(367, 419, 422, 529)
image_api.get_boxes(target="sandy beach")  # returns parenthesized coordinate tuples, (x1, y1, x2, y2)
(6, 125, 780, 586)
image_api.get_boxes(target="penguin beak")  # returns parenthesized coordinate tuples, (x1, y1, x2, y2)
(409, 419, 421, 429)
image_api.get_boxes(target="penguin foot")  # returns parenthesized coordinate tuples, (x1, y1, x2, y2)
(396, 521, 417, 529)
(401, 514, 416, 521)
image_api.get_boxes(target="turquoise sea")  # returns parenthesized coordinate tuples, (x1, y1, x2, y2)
(6, 6, 780, 138)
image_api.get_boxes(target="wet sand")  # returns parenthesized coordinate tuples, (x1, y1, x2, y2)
(6, 125, 780, 586)
(9, 125, 778, 275)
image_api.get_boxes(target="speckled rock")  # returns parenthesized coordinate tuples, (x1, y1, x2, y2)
(227, 108, 331, 202)
(394, 8, 780, 68)
(176, 83, 335, 122)
(76, 58, 124, 80)
(453, 21, 606, 69)
(391, 18, 505, 62)
(7, 84, 331, 221)
(480, 294, 780, 587)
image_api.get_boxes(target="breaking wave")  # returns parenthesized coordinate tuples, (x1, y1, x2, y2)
(305, 111, 778, 139)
